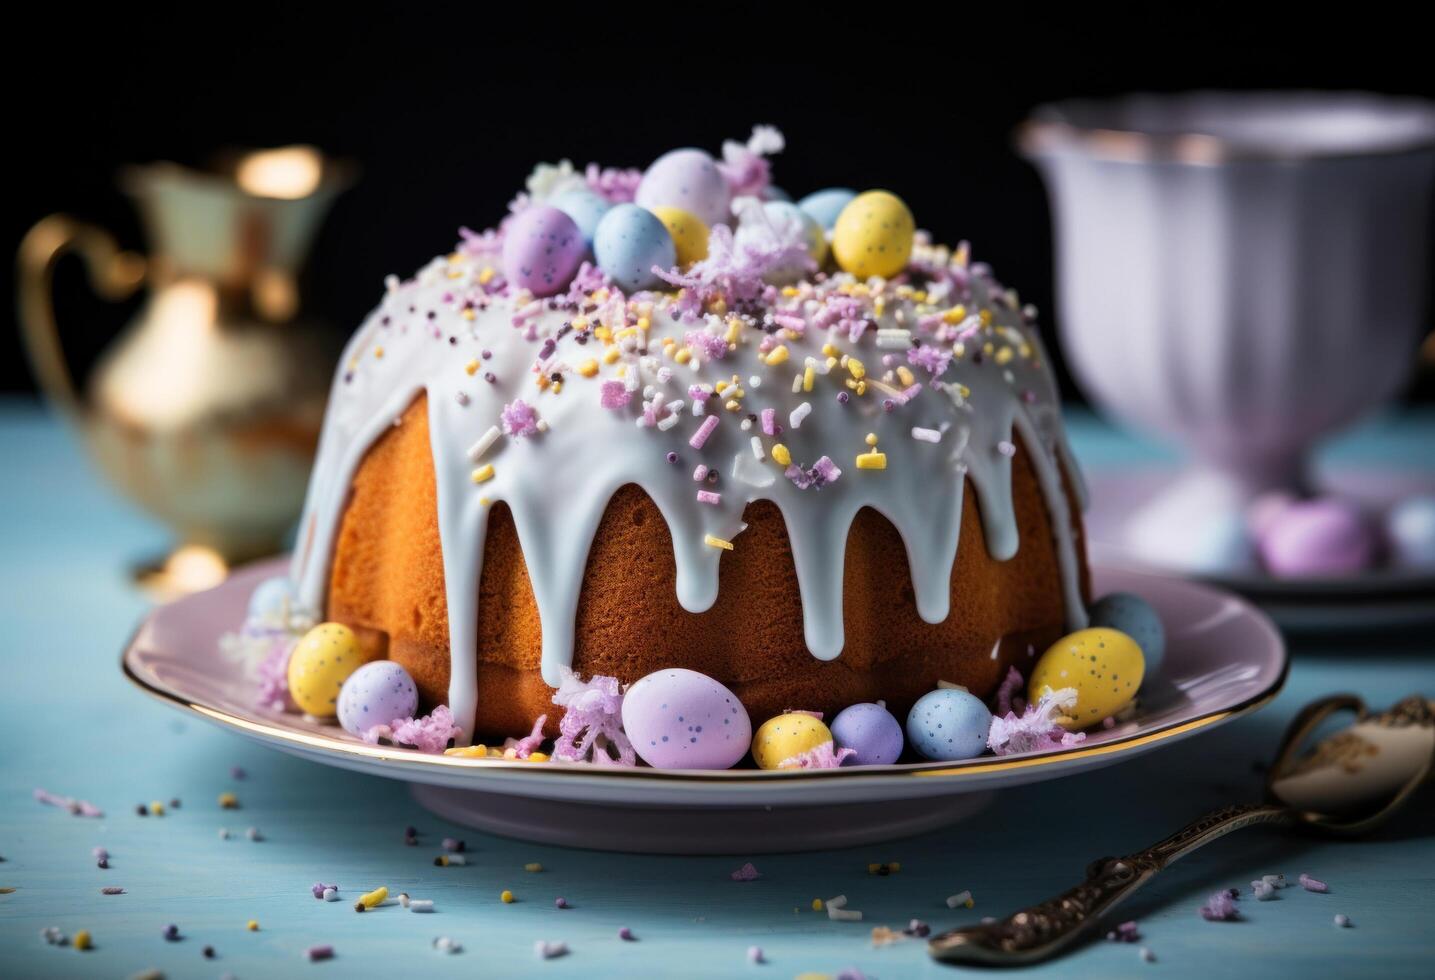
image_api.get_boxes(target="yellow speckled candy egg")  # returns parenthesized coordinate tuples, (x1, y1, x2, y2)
(1029, 627, 1145, 728)
(650, 206, 710, 268)
(751, 713, 833, 770)
(287, 623, 367, 717)
(832, 190, 915, 279)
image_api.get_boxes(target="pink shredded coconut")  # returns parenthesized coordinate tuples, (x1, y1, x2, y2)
(504, 715, 548, 759)
(730, 862, 763, 882)
(907, 343, 952, 378)
(551, 668, 635, 766)
(684, 329, 730, 361)
(786, 456, 841, 490)
(987, 687, 1086, 756)
(501, 399, 540, 438)
(255, 635, 296, 712)
(389, 705, 462, 754)
(599, 380, 632, 410)
(585, 163, 642, 203)
(717, 126, 784, 199)
(778, 740, 856, 770)
(653, 222, 813, 308)
(1200, 890, 1241, 921)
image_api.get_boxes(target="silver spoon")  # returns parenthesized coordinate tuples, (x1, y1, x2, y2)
(929, 694, 1435, 967)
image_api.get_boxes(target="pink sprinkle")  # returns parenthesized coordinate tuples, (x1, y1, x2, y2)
(748, 946, 765, 964)
(306, 945, 334, 962)
(1300, 874, 1329, 893)
(997, 440, 1016, 458)
(34, 788, 103, 818)
(101, 886, 126, 895)
(618, 927, 636, 941)
(760, 408, 777, 436)
(730, 862, 762, 882)
(688, 384, 711, 401)
(697, 490, 721, 505)
(692, 464, 709, 482)
(772, 313, 805, 332)
(689, 415, 720, 450)
(555, 897, 569, 909)
(1199, 890, 1240, 921)
(600, 380, 632, 410)
(500, 399, 541, 438)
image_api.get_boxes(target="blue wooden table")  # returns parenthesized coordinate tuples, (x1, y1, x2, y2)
(2, 398, 1432, 979)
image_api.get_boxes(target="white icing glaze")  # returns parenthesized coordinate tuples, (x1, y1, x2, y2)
(292, 250, 1087, 744)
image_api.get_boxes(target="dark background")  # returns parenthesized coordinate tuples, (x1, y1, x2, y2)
(6, 11, 1434, 404)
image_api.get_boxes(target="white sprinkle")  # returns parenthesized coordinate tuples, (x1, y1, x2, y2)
(455, 391, 470, 406)
(433, 936, 462, 953)
(876, 328, 912, 349)
(750, 436, 766, 461)
(1252, 880, 1276, 900)
(693, 399, 705, 416)
(748, 375, 761, 389)
(1334, 914, 1351, 928)
(791, 374, 803, 393)
(747, 945, 765, 963)
(398, 892, 411, 908)
(1262, 874, 1287, 889)
(789, 402, 812, 429)
(467, 426, 502, 463)
(384, 274, 400, 292)
(946, 890, 974, 909)
(996, 440, 1016, 458)
(911, 426, 942, 443)
(322, 887, 339, 902)
(534, 940, 568, 960)
(218, 828, 231, 840)
(245, 827, 262, 841)
(828, 907, 863, 921)
(1140, 947, 1156, 962)
(409, 900, 434, 913)
(657, 413, 680, 432)
(827, 895, 848, 908)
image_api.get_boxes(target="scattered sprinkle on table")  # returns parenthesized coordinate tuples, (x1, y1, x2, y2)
(534, 940, 568, 960)
(618, 927, 636, 941)
(501, 889, 515, 904)
(218, 792, 239, 809)
(525, 862, 543, 873)
(74, 929, 92, 951)
(1300, 873, 1329, 893)
(730, 862, 761, 881)
(246, 919, 259, 931)
(100, 886, 126, 895)
(1335, 914, 1351, 928)
(945, 890, 974, 909)
(355, 886, 388, 912)
(306, 944, 334, 961)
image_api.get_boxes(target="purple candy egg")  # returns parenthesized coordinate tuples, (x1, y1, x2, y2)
(1258, 497, 1377, 578)
(337, 661, 419, 738)
(501, 205, 585, 297)
(830, 702, 904, 766)
(635, 148, 731, 227)
(1385, 494, 1435, 570)
(621, 668, 751, 770)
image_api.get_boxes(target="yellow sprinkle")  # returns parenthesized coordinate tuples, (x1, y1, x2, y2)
(603, 348, 621, 364)
(995, 346, 1014, 365)
(444, 746, 489, 758)
(471, 464, 495, 484)
(983, 342, 995, 356)
(551, 381, 563, 394)
(943, 305, 967, 324)
(825, 356, 838, 370)
(577, 359, 599, 378)
(636, 316, 650, 331)
(74, 930, 92, 950)
(501, 889, 515, 904)
(856, 452, 888, 470)
(525, 863, 544, 873)
(763, 344, 789, 366)
(247, 920, 259, 932)
(865, 432, 879, 446)
(715, 380, 728, 394)
(811, 898, 824, 911)
(847, 357, 866, 380)
(803, 365, 815, 392)
(218, 792, 239, 809)
(896, 366, 916, 387)
(957, 384, 971, 399)
(594, 325, 612, 343)
(725, 318, 741, 343)
(571, 315, 589, 331)
(373, 346, 384, 359)
(478, 496, 491, 507)
(674, 348, 692, 364)
(356, 885, 388, 911)
(979, 309, 993, 325)
(822, 343, 840, 358)
(1019, 342, 1032, 359)
(772, 444, 792, 466)
(461, 307, 476, 321)
(704, 534, 734, 551)
(149, 800, 165, 816)
(478, 266, 496, 285)
(464, 359, 479, 376)
(781, 286, 799, 297)
(724, 399, 741, 412)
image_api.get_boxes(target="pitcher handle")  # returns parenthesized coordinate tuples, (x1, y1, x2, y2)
(16, 214, 145, 417)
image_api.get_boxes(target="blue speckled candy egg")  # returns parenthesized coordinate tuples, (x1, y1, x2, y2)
(621, 668, 751, 770)
(593, 204, 676, 293)
(551, 188, 612, 250)
(501, 205, 585, 297)
(247, 576, 297, 623)
(635, 148, 731, 227)
(1385, 494, 1435, 570)
(905, 689, 991, 761)
(796, 187, 857, 230)
(1088, 592, 1165, 678)
(337, 660, 419, 737)
(831, 702, 904, 766)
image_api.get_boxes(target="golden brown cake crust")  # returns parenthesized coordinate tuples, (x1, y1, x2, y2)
(327, 394, 1088, 742)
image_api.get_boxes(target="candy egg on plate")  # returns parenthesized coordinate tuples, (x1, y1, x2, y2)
(551, 188, 612, 250)
(905, 689, 991, 761)
(247, 576, 297, 624)
(1257, 497, 1376, 577)
(1384, 494, 1435, 569)
(501, 205, 585, 297)
(635, 148, 731, 227)
(796, 187, 856, 230)
(337, 661, 419, 738)
(751, 713, 833, 770)
(832, 190, 915, 279)
(1029, 627, 1144, 729)
(831, 702, 904, 766)
(593, 204, 676, 293)
(621, 668, 751, 770)
(649, 206, 710, 268)
(287, 623, 368, 718)
(1087, 592, 1165, 677)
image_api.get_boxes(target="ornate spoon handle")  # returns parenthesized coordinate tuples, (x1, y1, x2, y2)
(928, 802, 1295, 966)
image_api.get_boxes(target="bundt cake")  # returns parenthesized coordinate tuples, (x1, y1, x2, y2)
(286, 131, 1090, 747)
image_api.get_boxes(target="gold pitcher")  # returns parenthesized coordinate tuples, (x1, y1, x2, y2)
(18, 146, 351, 595)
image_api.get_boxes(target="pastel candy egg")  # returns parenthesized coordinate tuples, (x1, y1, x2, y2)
(593, 204, 676, 293)
(1088, 592, 1165, 677)
(287, 623, 367, 718)
(635, 148, 731, 227)
(501, 205, 585, 297)
(832, 190, 915, 279)
(732, 200, 826, 284)
(1384, 494, 1435, 569)
(337, 661, 419, 738)
(1257, 497, 1376, 577)
(1029, 628, 1145, 729)
(796, 187, 857, 230)
(905, 690, 991, 761)
(831, 702, 904, 766)
(247, 576, 297, 623)
(751, 713, 833, 770)
(621, 668, 751, 770)
(763, 185, 792, 202)
(551, 189, 612, 249)
(649, 206, 710, 268)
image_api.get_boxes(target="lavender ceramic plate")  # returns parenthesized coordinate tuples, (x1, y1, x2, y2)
(122, 559, 1286, 852)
